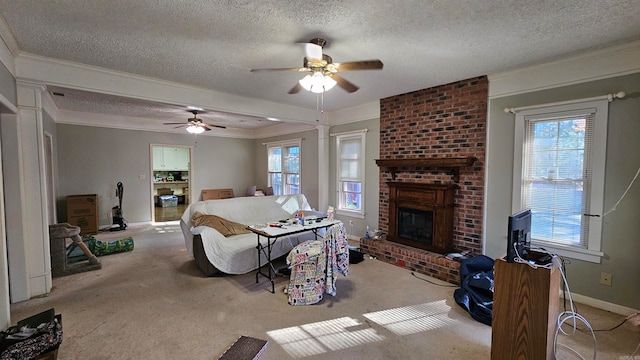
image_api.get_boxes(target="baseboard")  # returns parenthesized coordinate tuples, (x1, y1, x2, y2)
(560, 290, 639, 316)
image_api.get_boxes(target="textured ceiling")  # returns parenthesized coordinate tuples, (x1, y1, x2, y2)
(1, 0, 639, 129)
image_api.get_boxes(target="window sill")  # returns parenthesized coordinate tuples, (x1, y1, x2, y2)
(336, 209, 365, 219)
(532, 240, 604, 263)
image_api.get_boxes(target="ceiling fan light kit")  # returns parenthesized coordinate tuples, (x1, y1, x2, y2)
(163, 110, 226, 133)
(299, 72, 336, 93)
(186, 124, 205, 134)
(251, 38, 383, 94)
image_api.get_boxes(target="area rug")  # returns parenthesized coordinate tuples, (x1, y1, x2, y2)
(217, 336, 268, 360)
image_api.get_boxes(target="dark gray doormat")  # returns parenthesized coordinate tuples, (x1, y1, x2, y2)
(218, 336, 268, 360)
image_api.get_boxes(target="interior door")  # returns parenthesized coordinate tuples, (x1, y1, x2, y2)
(150, 144, 192, 223)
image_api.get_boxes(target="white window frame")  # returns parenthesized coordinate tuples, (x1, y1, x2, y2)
(513, 99, 608, 263)
(267, 139, 301, 196)
(335, 131, 366, 218)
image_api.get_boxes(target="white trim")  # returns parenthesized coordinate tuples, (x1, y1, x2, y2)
(335, 132, 366, 216)
(0, 92, 17, 114)
(513, 99, 609, 263)
(0, 16, 18, 75)
(262, 138, 304, 146)
(330, 129, 368, 137)
(15, 53, 319, 124)
(266, 139, 302, 196)
(489, 39, 640, 99)
(504, 92, 625, 114)
(560, 290, 639, 317)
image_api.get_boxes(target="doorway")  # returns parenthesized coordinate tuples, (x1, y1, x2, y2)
(150, 145, 192, 222)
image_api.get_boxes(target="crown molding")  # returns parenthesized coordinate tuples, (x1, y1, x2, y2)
(488, 39, 640, 98)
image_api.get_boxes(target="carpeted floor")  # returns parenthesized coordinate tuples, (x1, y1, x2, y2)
(9, 223, 639, 359)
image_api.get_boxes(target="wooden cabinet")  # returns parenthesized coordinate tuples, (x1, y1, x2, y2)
(491, 257, 560, 360)
(66, 194, 98, 235)
(153, 147, 189, 171)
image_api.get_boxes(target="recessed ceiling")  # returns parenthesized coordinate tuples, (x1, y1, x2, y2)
(1, 0, 639, 128)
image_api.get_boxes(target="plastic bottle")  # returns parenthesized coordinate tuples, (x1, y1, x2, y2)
(365, 225, 371, 240)
(300, 211, 305, 226)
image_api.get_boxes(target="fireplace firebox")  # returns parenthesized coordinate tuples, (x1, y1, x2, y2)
(387, 182, 456, 253)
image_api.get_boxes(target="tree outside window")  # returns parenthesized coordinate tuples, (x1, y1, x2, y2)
(268, 141, 300, 195)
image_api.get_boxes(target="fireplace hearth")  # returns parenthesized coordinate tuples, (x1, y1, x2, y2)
(387, 182, 456, 254)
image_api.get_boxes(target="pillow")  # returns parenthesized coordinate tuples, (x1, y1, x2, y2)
(191, 212, 251, 237)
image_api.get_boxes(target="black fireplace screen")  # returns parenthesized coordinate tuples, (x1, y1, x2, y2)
(398, 207, 434, 244)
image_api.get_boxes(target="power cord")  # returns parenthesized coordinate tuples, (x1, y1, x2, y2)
(553, 255, 597, 360)
(410, 272, 458, 287)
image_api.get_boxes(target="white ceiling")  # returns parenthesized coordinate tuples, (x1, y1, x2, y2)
(0, 1, 639, 130)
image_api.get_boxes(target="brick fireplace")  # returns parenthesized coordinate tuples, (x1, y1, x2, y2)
(360, 76, 487, 284)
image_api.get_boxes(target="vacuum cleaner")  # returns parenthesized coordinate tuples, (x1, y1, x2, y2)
(110, 182, 128, 231)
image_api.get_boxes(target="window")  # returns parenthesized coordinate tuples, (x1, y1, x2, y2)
(336, 132, 365, 217)
(267, 141, 301, 195)
(513, 100, 608, 263)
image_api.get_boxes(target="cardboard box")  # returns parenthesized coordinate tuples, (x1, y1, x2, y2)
(157, 188, 174, 195)
(66, 194, 98, 235)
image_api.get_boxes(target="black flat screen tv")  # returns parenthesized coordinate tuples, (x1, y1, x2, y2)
(506, 209, 532, 263)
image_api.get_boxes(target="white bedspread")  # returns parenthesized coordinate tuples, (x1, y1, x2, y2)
(180, 194, 318, 274)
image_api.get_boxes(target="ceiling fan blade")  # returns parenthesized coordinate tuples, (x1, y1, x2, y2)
(288, 82, 303, 94)
(173, 125, 187, 129)
(251, 67, 306, 72)
(305, 43, 323, 61)
(334, 60, 384, 71)
(332, 74, 359, 93)
(203, 123, 226, 129)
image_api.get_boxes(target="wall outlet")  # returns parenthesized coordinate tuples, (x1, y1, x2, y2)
(600, 272, 612, 286)
(349, 220, 354, 227)
(107, 211, 112, 220)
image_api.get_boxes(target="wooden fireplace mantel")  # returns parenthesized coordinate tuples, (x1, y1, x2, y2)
(375, 156, 476, 182)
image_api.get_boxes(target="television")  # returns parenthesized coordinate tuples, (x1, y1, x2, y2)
(506, 209, 532, 263)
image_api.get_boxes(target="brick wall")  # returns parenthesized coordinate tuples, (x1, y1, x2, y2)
(362, 76, 488, 282)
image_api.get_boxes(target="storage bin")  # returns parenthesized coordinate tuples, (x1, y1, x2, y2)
(158, 195, 178, 207)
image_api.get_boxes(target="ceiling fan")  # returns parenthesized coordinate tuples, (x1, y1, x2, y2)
(163, 110, 226, 134)
(251, 38, 383, 94)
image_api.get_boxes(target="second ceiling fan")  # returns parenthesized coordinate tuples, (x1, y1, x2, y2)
(163, 110, 226, 134)
(251, 38, 383, 94)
